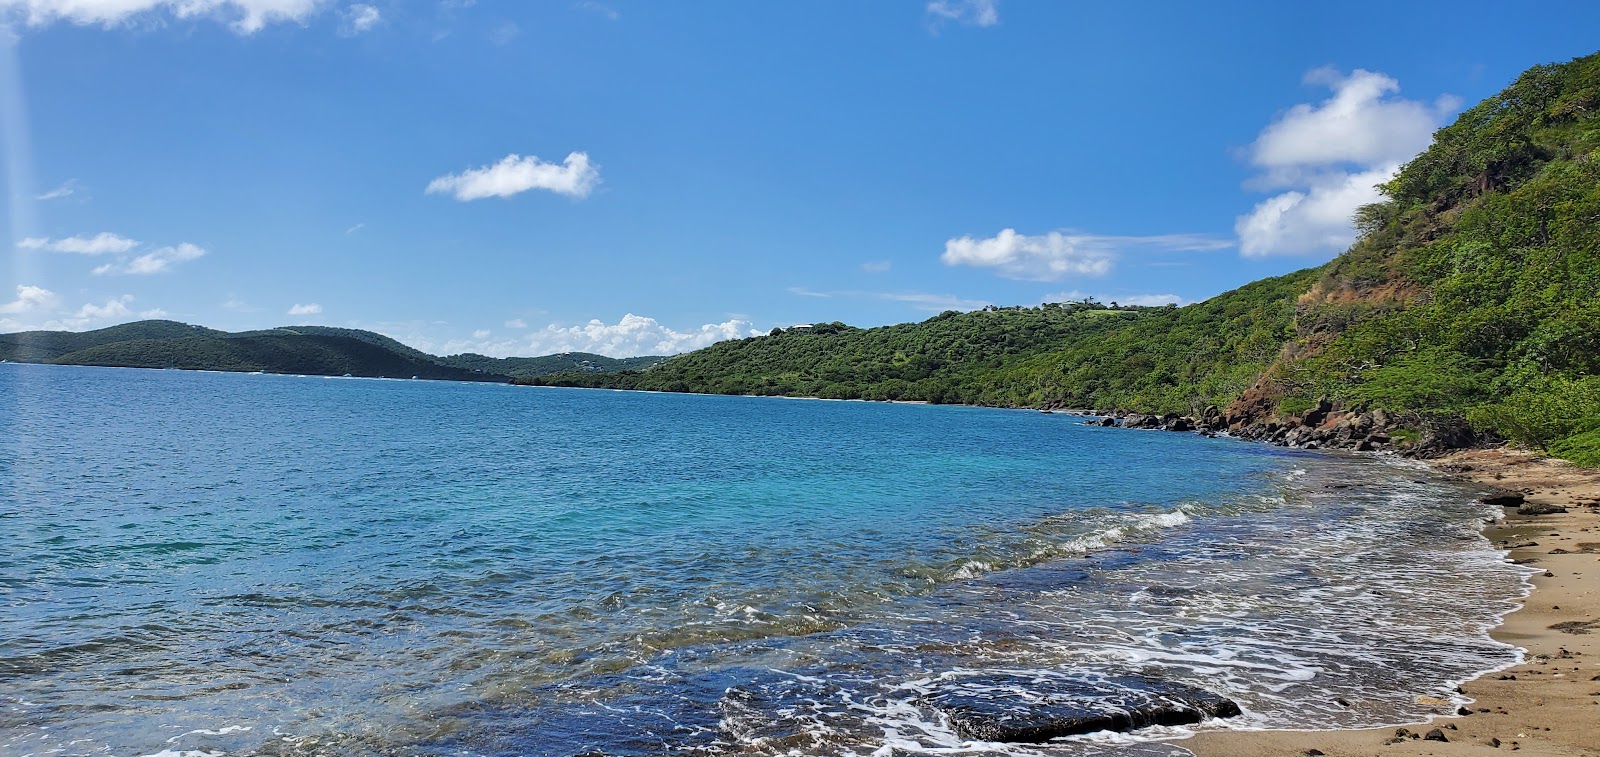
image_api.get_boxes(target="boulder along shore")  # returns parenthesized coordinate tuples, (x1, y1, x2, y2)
(1184, 447, 1600, 756)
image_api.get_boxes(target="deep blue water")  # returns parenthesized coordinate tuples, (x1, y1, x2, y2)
(0, 364, 1530, 756)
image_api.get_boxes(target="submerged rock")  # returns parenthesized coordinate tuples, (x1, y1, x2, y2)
(919, 673, 1241, 742)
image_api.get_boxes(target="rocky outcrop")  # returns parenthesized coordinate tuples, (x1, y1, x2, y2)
(1480, 490, 1527, 506)
(920, 673, 1241, 742)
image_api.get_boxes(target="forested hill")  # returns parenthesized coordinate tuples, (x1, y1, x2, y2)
(0, 322, 663, 382)
(529, 51, 1600, 465)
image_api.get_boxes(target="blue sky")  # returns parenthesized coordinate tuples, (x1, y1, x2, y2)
(4, 1, 1598, 357)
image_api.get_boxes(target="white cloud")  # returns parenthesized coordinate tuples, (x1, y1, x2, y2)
(504, 318, 527, 329)
(38, 295, 137, 329)
(345, 222, 365, 235)
(1235, 68, 1456, 258)
(409, 314, 758, 358)
(521, 314, 752, 357)
(92, 242, 206, 275)
(288, 303, 322, 315)
(0, 0, 326, 33)
(861, 260, 892, 273)
(339, 3, 377, 34)
(940, 228, 1228, 281)
(0, 284, 58, 314)
(926, 0, 998, 27)
(222, 295, 258, 312)
(1043, 290, 1187, 307)
(18, 232, 138, 254)
(472, 328, 490, 339)
(35, 179, 81, 201)
(426, 152, 600, 201)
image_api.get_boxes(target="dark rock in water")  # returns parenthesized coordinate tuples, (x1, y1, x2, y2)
(1517, 502, 1568, 516)
(919, 673, 1241, 742)
(1122, 413, 1161, 429)
(1480, 490, 1526, 506)
(1095, 416, 1117, 427)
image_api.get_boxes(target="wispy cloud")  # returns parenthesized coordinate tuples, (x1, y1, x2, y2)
(940, 228, 1229, 282)
(926, 0, 998, 28)
(426, 151, 600, 201)
(35, 179, 82, 201)
(787, 287, 991, 312)
(487, 19, 520, 45)
(18, 232, 138, 254)
(338, 3, 379, 35)
(345, 222, 365, 235)
(1235, 67, 1456, 258)
(222, 295, 258, 313)
(504, 318, 527, 329)
(2, 0, 325, 34)
(92, 242, 206, 275)
(575, 1, 618, 20)
(860, 260, 892, 274)
(288, 303, 323, 315)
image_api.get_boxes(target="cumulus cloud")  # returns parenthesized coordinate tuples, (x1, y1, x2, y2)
(926, 0, 998, 27)
(1043, 290, 1187, 307)
(32, 295, 137, 330)
(0, 284, 58, 314)
(1235, 68, 1457, 258)
(339, 3, 377, 34)
(18, 232, 138, 254)
(522, 314, 754, 357)
(0, 0, 325, 33)
(288, 303, 322, 315)
(941, 228, 1228, 281)
(36, 179, 81, 201)
(426, 152, 600, 201)
(92, 242, 206, 275)
(408, 314, 758, 359)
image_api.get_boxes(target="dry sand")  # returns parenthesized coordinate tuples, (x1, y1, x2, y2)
(1186, 448, 1600, 756)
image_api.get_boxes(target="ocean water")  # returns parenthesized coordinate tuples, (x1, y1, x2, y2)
(0, 363, 1531, 757)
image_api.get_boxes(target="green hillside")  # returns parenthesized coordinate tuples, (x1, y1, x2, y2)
(0, 320, 226, 363)
(528, 52, 1600, 464)
(0, 320, 671, 382)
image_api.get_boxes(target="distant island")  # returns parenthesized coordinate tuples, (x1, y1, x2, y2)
(0, 320, 666, 382)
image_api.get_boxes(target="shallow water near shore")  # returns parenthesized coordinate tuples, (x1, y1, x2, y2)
(0, 364, 1530, 756)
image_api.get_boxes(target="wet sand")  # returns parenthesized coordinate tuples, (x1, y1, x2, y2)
(1188, 448, 1600, 756)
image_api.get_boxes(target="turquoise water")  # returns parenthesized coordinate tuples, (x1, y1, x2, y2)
(0, 364, 1529, 756)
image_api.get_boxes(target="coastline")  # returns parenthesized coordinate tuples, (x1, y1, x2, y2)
(1187, 448, 1600, 756)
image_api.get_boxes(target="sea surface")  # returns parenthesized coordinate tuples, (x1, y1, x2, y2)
(0, 364, 1532, 756)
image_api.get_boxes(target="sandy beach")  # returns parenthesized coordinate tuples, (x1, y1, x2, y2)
(1188, 448, 1600, 756)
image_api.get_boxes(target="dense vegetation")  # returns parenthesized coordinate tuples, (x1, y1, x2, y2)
(529, 52, 1600, 465)
(0, 321, 657, 382)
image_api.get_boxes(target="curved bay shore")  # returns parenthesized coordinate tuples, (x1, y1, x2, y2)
(1187, 448, 1600, 756)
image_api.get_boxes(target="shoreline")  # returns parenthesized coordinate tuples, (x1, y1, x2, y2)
(1187, 447, 1600, 756)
